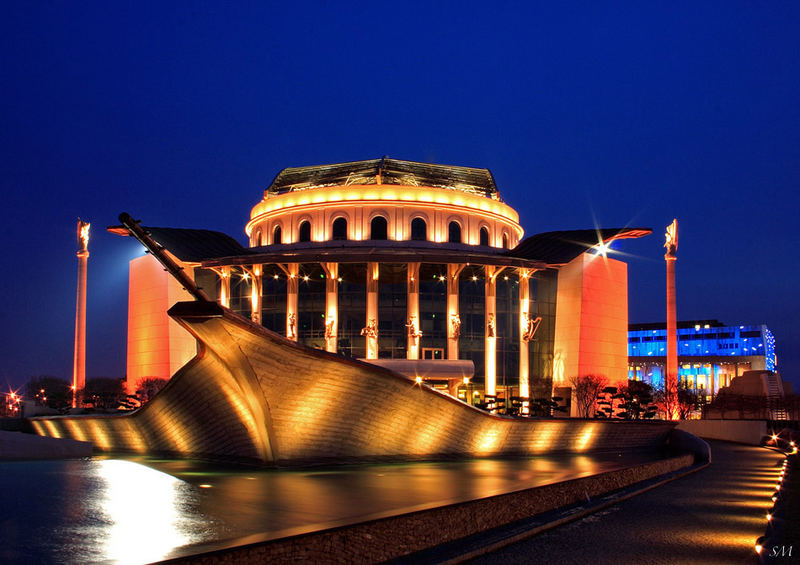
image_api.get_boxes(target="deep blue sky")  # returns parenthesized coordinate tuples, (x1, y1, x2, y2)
(2, 3, 798, 392)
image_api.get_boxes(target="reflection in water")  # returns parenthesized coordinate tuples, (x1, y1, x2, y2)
(0, 450, 665, 563)
(95, 460, 202, 564)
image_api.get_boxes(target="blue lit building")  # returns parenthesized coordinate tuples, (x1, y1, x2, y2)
(628, 320, 776, 395)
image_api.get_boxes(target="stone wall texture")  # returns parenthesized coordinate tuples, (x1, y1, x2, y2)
(32, 302, 676, 466)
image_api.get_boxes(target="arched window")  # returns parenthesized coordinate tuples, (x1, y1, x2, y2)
(370, 216, 388, 240)
(479, 227, 489, 246)
(448, 221, 462, 244)
(298, 221, 311, 242)
(332, 217, 348, 240)
(254, 228, 262, 247)
(272, 225, 282, 245)
(411, 217, 427, 241)
(502, 233, 509, 249)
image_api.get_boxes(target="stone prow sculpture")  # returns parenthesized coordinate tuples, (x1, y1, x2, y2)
(32, 300, 676, 466)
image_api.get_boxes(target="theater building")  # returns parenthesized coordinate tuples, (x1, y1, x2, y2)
(121, 158, 649, 412)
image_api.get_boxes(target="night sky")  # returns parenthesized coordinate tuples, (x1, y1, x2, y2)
(2, 3, 798, 392)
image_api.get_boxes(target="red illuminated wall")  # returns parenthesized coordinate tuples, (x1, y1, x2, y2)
(126, 254, 196, 393)
(553, 253, 630, 400)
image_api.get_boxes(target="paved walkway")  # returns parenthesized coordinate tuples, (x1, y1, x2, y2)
(470, 441, 785, 565)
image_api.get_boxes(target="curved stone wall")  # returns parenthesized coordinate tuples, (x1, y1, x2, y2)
(32, 302, 675, 466)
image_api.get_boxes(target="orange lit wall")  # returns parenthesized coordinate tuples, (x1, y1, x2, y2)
(126, 254, 196, 393)
(553, 253, 629, 398)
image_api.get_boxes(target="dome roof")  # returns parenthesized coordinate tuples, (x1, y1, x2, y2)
(266, 157, 501, 200)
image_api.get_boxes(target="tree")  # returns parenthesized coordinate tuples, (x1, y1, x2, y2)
(617, 381, 658, 420)
(569, 374, 608, 418)
(82, 378, 126, 410)
(595, 386, 625, 418)
(135, 377, 168, 404)
(25, 376, 72, 411)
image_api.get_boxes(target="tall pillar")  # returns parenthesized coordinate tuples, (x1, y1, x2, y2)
(217, 267, 231, 308)
(280, 263, 299, 341)
(249, 264, 262, 325)
(322, 262, 339, 353)
(365, 262, 380, 359)
(665, 219, 679, 419)
(407, 262, 421, 359)
(447, 264, 465, 360)
(72, 220, 90, 408)
(484, 265, 505, 396)
(518, 268, 531, 413)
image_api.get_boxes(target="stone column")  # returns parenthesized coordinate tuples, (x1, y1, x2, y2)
(249, 264, 263, 325)
(366, 262, 379, 359)
(664, 219, 679, 418)
(407, 262, 421, 359)
(447, 264, 465, 360)
(73, 220, 90, 407)
(281, 263, 299, 341)
(484, 265, 505, 396)
(218, 267, 231, 308)
(518, 268, 530, 413)
(322, 262, 339, 353)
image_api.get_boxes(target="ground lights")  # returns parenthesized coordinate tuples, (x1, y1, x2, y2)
(755, 446, 794, 558)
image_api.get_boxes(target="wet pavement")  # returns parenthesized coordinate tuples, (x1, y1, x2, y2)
(470, 441, 786, 565)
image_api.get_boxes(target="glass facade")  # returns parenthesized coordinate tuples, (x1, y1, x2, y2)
(220, 262, 558, 399)
(628, 322, 776, 394)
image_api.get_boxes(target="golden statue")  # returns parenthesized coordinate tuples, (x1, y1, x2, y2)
(522, 315, 542, 342)
(287, 313, 296, 338)
(664, 219, 678, 258)
(406, 316, 422, 344)
(487, 313, 496, 338)
(77, 219, 90, 253)
(360, 319, 378, 339)
(450, 313, 461, 339)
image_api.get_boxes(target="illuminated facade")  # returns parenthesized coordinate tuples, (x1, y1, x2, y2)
(628, 320, 777, 395)
(121, 158, 649, 410)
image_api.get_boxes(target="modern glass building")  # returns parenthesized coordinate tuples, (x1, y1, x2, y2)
(121, 158, 649, 413)
(628, 319, 776, 395)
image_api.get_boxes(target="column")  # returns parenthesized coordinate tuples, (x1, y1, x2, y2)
(249, 264, 262, 325)
(73, 220, 90, 407)
(407, 262, 421, 359)
(217, 267, 231, 308)
(518, 268, 530, 413)
(365, 262, 379, 359)
(484, 265, 505, 396)
(280, 263, 299, 341)
(322, 262, 339, 353)
(447, 264, 465, 360)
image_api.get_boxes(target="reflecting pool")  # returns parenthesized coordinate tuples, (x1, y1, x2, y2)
(0, 450, 664, 564)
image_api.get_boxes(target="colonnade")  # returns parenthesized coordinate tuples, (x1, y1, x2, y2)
(211, 262, 542, 399)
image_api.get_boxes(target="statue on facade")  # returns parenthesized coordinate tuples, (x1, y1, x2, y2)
(487, 313, 496, 337)
(450, 313, 461, 340)
(406, 316, 422, 344)
(287, 313, 296, 338)
(360, 318, 378, 339)
(522, 314, 542, 342)
(325, 317, 336, 339)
